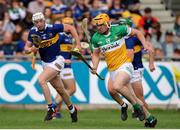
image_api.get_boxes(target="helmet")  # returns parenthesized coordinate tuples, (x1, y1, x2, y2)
(122, 11, 131, 18)
(92, 13, 110, 26)
(119, 18, 133, 27)
(62, 17, 74, 25)
(32, 12, 45, 23)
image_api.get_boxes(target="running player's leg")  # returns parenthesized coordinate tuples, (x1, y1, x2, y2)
(55, 78, 76, 118)
(130, 69, 157, 127)
(127, 83, 149, 116)
(107, 78, 128, 121)
(132, 81, 148, 109)
(50, 75, 78, 122)
(129, 83, 157, 127)
(54, 68, 76, 118)
(131, 69, 148, 109)
(38, 67, 59, 121)
(112, 71, 145, 121)
(112, 70, 136, 104)
(110, 63, 145, 121)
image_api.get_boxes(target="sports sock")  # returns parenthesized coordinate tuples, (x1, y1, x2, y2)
(68, 104, 75, 114)
(48, 103, 53, 108)
(133, 103, 140, 110)
(121, 102, 127, 108)
(48, 103, 56, 109)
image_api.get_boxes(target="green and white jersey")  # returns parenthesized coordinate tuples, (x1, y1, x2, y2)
(91, 25, 132, 71)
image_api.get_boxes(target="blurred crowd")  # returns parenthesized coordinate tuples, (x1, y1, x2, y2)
(0, 0, 180, 60)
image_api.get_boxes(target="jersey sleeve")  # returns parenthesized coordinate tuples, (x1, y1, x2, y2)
(91, 34, 99, 49)
(59, 33, 65, 43)
(125, 37, 134, 49)
(135, 37, 142, 46)
(27, 30, 40, 47)
(28, 30, 33, 43)
(52, 24, 64, 34)
(118, 25, 131, 37)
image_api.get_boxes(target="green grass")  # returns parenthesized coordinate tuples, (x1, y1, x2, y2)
(0, 108, 180, 129)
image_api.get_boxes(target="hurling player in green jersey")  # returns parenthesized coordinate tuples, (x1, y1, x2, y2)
(90, 13, 153, 122)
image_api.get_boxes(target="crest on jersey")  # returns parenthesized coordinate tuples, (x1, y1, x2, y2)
(114, 35, 119, 40)
(106, 38, 111, 44)
(31, 34, 42, 47)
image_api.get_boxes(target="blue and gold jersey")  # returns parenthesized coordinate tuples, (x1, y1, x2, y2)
(125, 36, 143, 70)
(28, 24, 64, 62)
(59, 32, 73, 68)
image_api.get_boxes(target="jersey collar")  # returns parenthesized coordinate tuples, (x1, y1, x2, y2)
(104, 31, 111, 37)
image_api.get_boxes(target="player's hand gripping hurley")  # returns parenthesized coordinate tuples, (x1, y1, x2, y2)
(71, 49, 104, 80)
(30, 34, 41, 70)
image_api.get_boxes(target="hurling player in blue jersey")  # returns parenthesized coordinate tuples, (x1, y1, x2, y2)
(24, 12, 81, 122)
(107, 18, 157, 127)
(52, 17, 77, 119)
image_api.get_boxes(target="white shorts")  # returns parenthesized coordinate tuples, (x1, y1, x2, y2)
(42, 55, 65, 72)
(110, 62, 134, 81)
(131, 68, 144, 83)
(60, 68, 74, 80)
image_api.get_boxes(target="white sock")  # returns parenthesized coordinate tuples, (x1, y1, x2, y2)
(121, 103, 127, 108)
(69, 106, 75, 114)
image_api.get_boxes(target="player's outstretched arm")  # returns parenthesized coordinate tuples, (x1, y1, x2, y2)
(130, 29, 153, 53)
(146, 41, 155, 72)
(91, 49, 100, 74)
(63, 24, 81, 50)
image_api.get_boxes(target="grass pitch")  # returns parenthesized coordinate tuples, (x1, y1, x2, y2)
(0, 108, 180, 129)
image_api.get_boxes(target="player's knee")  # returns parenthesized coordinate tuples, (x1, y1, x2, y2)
(113, 81, 124, 91)
(72, 87, 76, 95)
(108, 85, 116, 95)
(38, 78, 46, 87)
(69, 87, 76, 96)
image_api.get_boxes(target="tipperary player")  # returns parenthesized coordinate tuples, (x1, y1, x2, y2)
(53, 17, 77, 119)
(24, 12, 80, 122)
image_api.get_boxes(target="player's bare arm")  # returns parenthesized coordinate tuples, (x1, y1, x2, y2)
(130, 28, 153, 53)
(146, 41, 155, 72)
(24, 41, 38, 54)
(91, 48, 100, 74)
(63, 24, 81, 50)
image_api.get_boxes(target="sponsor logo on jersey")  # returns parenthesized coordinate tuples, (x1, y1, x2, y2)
(100, 39, 124, 53)
(101, 42, 119, 53)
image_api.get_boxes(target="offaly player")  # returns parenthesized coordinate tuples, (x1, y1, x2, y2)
(107, 18, 157, 127)
(90, 13, 153, 121)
